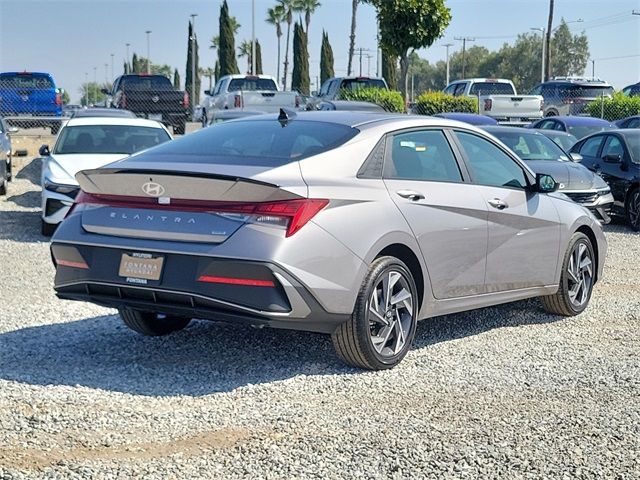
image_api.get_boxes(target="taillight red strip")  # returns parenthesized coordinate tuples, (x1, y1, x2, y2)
(57, 259, 89, 269)
(197, 275, 275, 287)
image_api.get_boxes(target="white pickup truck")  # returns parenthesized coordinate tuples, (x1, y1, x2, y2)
(443, 78, 543, 124)
(201, 75, 300, 126)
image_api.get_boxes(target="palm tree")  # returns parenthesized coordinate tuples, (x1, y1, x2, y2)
(266, 5, 285, 87)
(238, 40, 253, 74)
(297, 0, 320, 35)
(278, 0, 295, 90)
(199, 67, 215, 90)
(347, 0, 358, 76)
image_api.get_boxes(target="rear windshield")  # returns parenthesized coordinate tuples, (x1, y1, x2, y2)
(489, 130, 567, 161)
(121, 76, 173, 90)
(469, 82, 515, 95)
(558, 84, 614, 98)
(339, 79, 387, 91)
(567, 125, 614, 140)
(228, 78, 278, 92)
(54, 125, 171, 155)
(541, 132, 577, 152)
(0, 74, 54, 89)
(135, 119, 359, 166)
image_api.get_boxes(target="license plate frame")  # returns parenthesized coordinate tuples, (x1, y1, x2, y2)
(118, 253, 164, 281)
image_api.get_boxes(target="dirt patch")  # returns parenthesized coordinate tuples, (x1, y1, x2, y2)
(11, 134, 55, 159)
(0, 427, 252, 471)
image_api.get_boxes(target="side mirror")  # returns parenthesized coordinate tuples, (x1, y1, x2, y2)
(39, 145, 51, 157)
(100, 88, 110, 95)
(569, 152, 583, 162)
(536, 173, 558, 193)
(602, 154, 622, 164)
(204, 89, 211, 96)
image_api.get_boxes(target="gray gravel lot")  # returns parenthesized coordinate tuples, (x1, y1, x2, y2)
(1, 154, 639, 479)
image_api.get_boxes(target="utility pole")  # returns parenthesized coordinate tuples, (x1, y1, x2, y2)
(93, 67, 97, 105)
(454, 37, 475, 78)
(110, 53, 114, 81)
(441, 43, 454, 84)
(145, 30, 152, 74)
(84, 72, 88, 106)
(251, 0, 256, 75)
(357, 47, 371, 76)
(591, 59, 595, 77)
(190, 14, 198, 108)
(545, 0, 554, 81)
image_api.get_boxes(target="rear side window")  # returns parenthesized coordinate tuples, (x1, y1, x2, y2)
(0, 74, 54, 89)
(386, 130, 462, 183)
(137, 119, 359, 166)
(578, 136, 604, 157)
(469, 82, 515, 95)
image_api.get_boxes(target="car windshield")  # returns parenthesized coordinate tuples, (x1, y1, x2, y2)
(228, 78, 278, 91)
(134, 119, 359, 166)
(53, 125, 171, 155)
(543, 133, 577, 152)
(490, 130, 568, 161)
(567, 125, 613, 140)
(469, 82, 515, 95)
(339, 79, 387, 91)
(0, 74, 54, 89)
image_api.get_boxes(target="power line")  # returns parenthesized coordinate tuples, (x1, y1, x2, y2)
(593, 53, 640, 61)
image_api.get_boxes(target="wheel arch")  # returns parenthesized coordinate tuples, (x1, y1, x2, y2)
(575, 224, 600, 283)
(375, 243, 425, 310)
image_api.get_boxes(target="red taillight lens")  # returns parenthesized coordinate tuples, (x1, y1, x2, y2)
(183, 91, 190, 108)
(197, 275, 275, 287)
(55, 92, 62, 106)
(234, 95, 242, 108)
(484, 99, 492, 111)
(70, 192, 329, 237)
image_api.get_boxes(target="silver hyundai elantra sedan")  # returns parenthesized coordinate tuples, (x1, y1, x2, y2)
(51, 111, 607, 370)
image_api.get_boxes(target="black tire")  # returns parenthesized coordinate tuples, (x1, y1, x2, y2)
(41, 219, 56, 236)
(540, 232, 595, 316)
(545, 109, 558, 117)
(174, 122, 186, 135)
(7, 158, 12, 181)
(0, 178, 6, 196)
(332, 256, 418, 370)
(625, 187, 640, 231)
(119, 309, 191, 336)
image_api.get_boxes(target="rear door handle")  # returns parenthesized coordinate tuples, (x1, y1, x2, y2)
(396, 190, 425, 201)
(488, 198, 508, 210)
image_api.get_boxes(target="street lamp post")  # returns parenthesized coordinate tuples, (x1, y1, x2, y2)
(530, 28, 545, 84)
(125, 43, 130, 72)
(145, 30, 152, 74)
(190, 14, 198, 109)
(442, 43, 454, 85)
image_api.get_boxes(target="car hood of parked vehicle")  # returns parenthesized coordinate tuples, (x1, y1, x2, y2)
(44, 154, 130, 185)
(525, 159, 607, 192)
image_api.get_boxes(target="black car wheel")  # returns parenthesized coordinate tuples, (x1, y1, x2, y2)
(119, 309, 191, 336)
(541, 232, 595, 316)
(201, 109, 207, 127)
(41, 219, 56, 236)
(332, 256, 418, 370)
(174, 122, 186, 135)
(0, 177, 6, 196)
(625, 187, 640, 231)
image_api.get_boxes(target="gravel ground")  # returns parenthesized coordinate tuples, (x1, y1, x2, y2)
(0, 153, 639, 479)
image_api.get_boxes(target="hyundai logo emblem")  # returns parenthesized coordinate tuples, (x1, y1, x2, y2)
(141, 182, 166, 197)
(152, 95, 160, 103)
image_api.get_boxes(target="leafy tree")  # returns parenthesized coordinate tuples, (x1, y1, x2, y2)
(296, 0, 321, 34)
(219, 0, 240, 76)
(238, 40, 253, 73)
(173, 69, 181, 89)
(266, 5, 285, 87)
(279, 0, 296, 90)
(131, 53, 140, 73)
(214, 60, 220, 82)
(381, 50, 398, 90)
(291, 22, 310, 95)
(320, 30, 335, 84)
(79, 82, 109, 106)
(347, 0, 358, 75)
(550, 20, 589, 78)
(185, 20, 202, 105)
(255, 40, 263, 75)
(200, 68, 215, 90)
(365, 0, 451, 99)
(60, 90, 70, 105)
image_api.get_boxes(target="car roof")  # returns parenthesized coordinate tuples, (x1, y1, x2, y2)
(537, 129, 575, 137)
(64, 117, 167, 128)
(434, 112, 498, 125)
(544, 116, 614, 126)
(450, 78, 512, 83)
(483, 125, 543, 134)
(71, 108, 137, 118)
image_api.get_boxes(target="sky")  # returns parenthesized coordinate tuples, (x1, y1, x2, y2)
(1, 0, 639, 103)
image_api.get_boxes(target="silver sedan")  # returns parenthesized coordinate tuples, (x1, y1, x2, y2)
(51, 111, 607, 370)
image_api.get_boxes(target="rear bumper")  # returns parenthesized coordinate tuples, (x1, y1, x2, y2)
(51, 242, 350, 334)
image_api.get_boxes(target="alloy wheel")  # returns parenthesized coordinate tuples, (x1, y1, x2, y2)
(566, 241, 593, 309)
(367, 270, 414, 358)
(627, 190, 640, 229)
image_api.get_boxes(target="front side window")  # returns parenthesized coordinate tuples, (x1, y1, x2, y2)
(490, 131, 567, 161)
(386, 130, 462, 182)
(578, 136, 604, 158)
(601, 136, 624, 158)
(455, 131, 527, 189)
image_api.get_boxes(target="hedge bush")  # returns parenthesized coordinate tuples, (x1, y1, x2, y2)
(585, 92, 640, 121)
(413, 91, 478, 116)
(338, 87, 405, 113)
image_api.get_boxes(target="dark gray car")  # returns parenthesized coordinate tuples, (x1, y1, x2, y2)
(51, 113, 607, 370)
(483, 126, 614, 223)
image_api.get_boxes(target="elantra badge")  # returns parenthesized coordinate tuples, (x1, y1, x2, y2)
(141, 182, 166, 197)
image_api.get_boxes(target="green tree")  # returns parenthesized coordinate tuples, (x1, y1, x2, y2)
(550, 20, 589, 77)
(173, 68, 181, 89)
(79, 82, 109, 106)
(214, 60, 220, 82)
(366, 0, 451, 99)
(131, 53, 140, 73)
(185, 20, 202, 105)
(381, 50, 398, 90)
(291, 22, 310, 95)
(296, 0, 321, 34)
(347, 0, 358, 75)
(255, 40, 263, 75)
(123, 61, 129, 75)
(200, 67, 215, 90)
(219, 0, 240, 76)
(60, 89, 70, 105)
(266, 4, 285, 86)
(320, 30, 335, 84)
(279, 0, 296, 89)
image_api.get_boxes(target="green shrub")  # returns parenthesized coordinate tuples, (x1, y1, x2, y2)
(585, 92, 640, 121)
(413, 91, 478, 115)
(338, 87, 405, 113)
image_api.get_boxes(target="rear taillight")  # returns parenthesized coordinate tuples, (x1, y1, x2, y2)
(234, 95, 242, 108)
(55, 92, 62, 106)
(484, 99, 492, 111)
(71, 192, 329, 237)
(183, 91, 189, 108)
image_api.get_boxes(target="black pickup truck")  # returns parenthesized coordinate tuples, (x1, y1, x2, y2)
(103, 74, 189, 134)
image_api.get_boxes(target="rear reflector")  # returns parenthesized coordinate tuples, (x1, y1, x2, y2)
(56, 259, 89, 269)
(197, 275, 275, 287)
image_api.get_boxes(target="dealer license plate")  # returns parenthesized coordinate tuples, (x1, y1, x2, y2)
(148, 114, 163, 121)
(118, 253, 164, 281)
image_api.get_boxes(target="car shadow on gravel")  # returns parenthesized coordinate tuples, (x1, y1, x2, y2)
(0, 298, 563, 397)
(7, 190, 40, 209)
(15, 157, 41, 186)
(0, 210, 46, 242)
